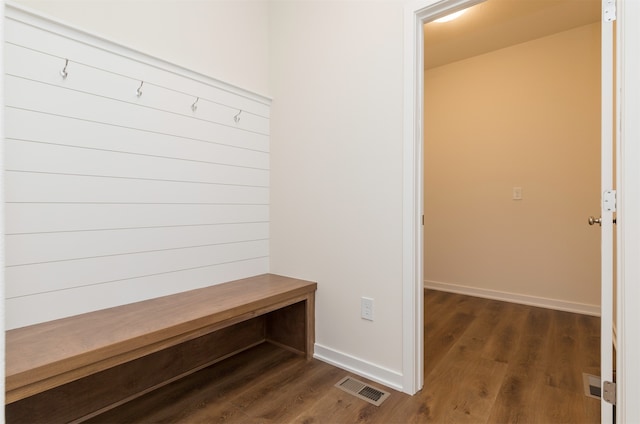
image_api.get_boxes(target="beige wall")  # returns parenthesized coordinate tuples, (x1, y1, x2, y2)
(424, 22, 601, 309)
(269, 0, 405, 382)
(13, 0, 270, 95)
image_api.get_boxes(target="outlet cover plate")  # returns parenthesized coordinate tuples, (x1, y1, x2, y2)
(361, 297, 374, 321)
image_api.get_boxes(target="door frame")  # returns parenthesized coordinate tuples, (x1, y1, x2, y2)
(1, 0, 5, 415)
(616, 1, 640, 421)
(402, 0, 485, 395)
(403, 2, 640, 420)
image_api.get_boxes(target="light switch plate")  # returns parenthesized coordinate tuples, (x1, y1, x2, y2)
(513, 187, 523, 200)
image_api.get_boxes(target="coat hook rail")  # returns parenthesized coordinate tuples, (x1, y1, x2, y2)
(48, 58, 262, 124)
(60, 59, 69, 79)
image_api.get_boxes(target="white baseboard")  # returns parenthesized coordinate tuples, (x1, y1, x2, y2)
(313, 344, 403, 392)
(424, 279, 600, 317)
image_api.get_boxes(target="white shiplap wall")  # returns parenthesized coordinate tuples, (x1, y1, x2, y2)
(4, 6, 271, 329)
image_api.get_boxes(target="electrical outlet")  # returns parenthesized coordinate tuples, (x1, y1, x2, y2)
(361, 297, 374, 321)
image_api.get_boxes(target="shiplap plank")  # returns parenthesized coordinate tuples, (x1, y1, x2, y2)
(5, 76, 269, 153)
(5, 257, 270, 330)
(6, 108, 269, 170)
(4, 17, 271, 116)
(6, 203, 268, 234)
(5, 223, 268, 267)
(7, 239, 269, 299)
(5, 43, 270, 135)
(5, 172, 269, 204)
(5, 140, 269, 187)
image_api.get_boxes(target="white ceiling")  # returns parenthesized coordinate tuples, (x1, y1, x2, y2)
(424, 0, 601, 69)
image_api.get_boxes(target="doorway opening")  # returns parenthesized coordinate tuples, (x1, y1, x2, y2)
(423, 2, 602, 318)
(404, 2, 599, 420)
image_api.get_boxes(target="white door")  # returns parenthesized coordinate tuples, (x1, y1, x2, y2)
(598, 0, 616, 421)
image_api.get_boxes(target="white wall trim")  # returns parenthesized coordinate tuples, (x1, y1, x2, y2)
(402, 0, 486, 396)
(617, 0, 640, 420)
(424, 279, 600, 316)
(1, 0, 6, 415)
(402, 0, 425, 396)
(313, 344, 403, 392)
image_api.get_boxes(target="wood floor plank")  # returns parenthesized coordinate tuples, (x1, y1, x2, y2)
(423, 356, 508, 423)
(229, 358, 345, 422)
(443, 298, 508, 365)
(583, 394, 601, 423)
(479, 301, 529, 364)
(485, 363, 545, 423)
(175, 359, 315, 424)
(577, 313, 601, 376)
(87, 290, 601, 424)
(85, 343, 298, 423)
(576, 313, 602, 421)
(423, 291, 462, 338)
(486, 305, 554, 423)
(423, 289, 452, 319)
(420, 298, 511, 423)
(544, 310, 583, 393)
(533, 385, 594, 424)
(166, 401, 256, 424)
(424, 293, 489, 376)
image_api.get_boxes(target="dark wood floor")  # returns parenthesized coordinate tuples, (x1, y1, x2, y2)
(89, 290, 600, 423)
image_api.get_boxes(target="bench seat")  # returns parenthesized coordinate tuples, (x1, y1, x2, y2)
(5, 273, 316, 411)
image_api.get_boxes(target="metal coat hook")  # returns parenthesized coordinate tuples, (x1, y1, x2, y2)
(234, 109, 242, 124)
(60, 59, 69, 79)
(136, 81, 144, 97)
(191, 97, 199, 112)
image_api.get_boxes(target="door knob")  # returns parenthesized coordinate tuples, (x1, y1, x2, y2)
(588, 216, 602, 226)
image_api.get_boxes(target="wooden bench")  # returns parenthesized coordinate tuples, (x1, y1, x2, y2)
(5, 273, 316, 423)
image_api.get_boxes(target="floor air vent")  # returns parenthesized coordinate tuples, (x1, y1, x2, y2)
(583, 373, 601, 399)
(335, 376, 390, 406)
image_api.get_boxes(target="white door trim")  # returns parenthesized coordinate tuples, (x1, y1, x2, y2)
(0, 0, 5, 415)
(402, 0, 484, 395)
(617, 1, 640, 421)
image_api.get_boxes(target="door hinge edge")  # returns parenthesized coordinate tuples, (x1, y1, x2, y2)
(603, 380, 616, 405)
(604, 0, 617, 22)
(603, 189, 617, 212)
